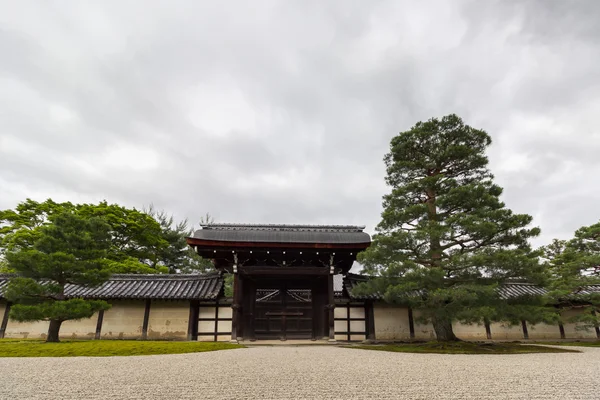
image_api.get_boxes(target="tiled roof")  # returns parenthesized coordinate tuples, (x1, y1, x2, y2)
(342, 275, 600, 302)
(191, 223, 371, 244)
(497, 283, 548, 299)
(0, 273, 223, 301)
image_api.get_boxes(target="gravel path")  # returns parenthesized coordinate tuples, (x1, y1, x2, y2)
(0, 345, 598, 399)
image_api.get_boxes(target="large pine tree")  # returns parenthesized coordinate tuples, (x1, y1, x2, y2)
(357, 114, 545, 341)
(5, 212, 113, 342)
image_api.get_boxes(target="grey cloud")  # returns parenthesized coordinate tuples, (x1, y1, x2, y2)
(1, 0, 599, 246)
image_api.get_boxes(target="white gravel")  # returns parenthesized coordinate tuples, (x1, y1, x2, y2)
(0, 345, 598, 399)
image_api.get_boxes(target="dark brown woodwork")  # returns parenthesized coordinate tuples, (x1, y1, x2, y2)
(327, 274, 335, 340)
(231, 274, 243, 341)
(94, 309, 104, 340)
(240, 267, 330, 276)
(187, 237, 370, 250)
(559, 322, 566, 339)
(365, 301, 376, 341)
(142, 299, 151, 340)
(214, 300, 220, 341)
(187, 301, 199, 341)
(484, 319, 492, 340)
(408, 307, 415, 339)
(0, 302, 11, 339)
(253, 282, 314, 340)
(521, 320, 529, 339)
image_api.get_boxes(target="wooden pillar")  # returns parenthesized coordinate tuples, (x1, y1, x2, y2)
(327, 273, 335, 341)
(248, 282, 257, 342)
(187, 300, 199, 341)
(408, 307, 415, 339)
(0, 302, 11, 339)
(214, 300, 219, 342)
(521, 320, 529, 340)
(94, 309, 104, 340)
(231, 273, 243, 341)
(484, 319, 492, 340)
(365, 301, 376, 341)
(142, 299, 151, 340)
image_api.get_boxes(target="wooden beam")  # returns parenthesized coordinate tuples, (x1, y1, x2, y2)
(142, 299, 151, 340)
(327, 274, 335, 341)
(346, 304, 351, 341)
(187, 301, 199, 341)
(521, 320, 529, 340)
(365, 301, 376, 341)
(0, 302, 11, 339)
(94, 309, 104, 340)
(231, 274, 243, 341)
(240, 267, 329, 276)
(186, 237, 370, 250)
(214, 300, 220, 342)
(408, 307, 415, 339)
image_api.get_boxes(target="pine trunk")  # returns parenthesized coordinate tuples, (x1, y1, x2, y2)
(46, 320, 63, 343)
(432, 316, 459, 342)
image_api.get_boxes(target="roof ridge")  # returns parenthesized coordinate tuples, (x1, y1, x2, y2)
(0, 272, 222, 281)
(199, 223, 365, 231)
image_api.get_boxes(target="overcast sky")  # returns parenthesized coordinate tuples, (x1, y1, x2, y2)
(1, 1, 599, 246)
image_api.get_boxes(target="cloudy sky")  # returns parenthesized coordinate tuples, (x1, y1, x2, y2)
(1, 0, 599, 246)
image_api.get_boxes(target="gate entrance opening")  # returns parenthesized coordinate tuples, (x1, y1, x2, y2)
(254, 285, 313, 340)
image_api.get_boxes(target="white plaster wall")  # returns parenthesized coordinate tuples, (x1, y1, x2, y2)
(334, 307, 347, 319)
(373, 304, 411, 340)
(561, 308, 598, 339)
(349, 307, 365, 319)
(60, 313, 99, 339)
(412, 310, 436, 340)
(4, 319, 50, 339)
(147, 301, 189, 340)
(488, 322, 524, 340)
(334, 320, 346, 333)
(526, 322, 561, 340)
(101, 300, 145, 339)
(452, 322, 487, 340)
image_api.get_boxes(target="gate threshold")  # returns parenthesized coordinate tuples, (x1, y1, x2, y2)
(241, 339, 338, 346)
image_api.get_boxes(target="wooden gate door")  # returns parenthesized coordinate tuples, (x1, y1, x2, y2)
(253, 284, 313, 340)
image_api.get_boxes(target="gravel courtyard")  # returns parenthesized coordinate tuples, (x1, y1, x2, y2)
(0, 345, 598, 399)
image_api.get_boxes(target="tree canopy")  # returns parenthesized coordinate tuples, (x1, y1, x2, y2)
(5, 212, 113, 342)
(356, 114, 547, 341)
(0, 199, 212, 274)
(542, 223, 600, 330)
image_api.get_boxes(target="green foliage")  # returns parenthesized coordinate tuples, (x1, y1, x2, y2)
(0, 199, 214, 275)
(78, 202, 168, 269)
(0, 340, 243, 357)
(350, 342, 578, 354)
(541, 224, 600, 330)
(357, 114, 546, 340)
(144, 206, 214, 274)
(223, 273, 234, 297)
(9, 299, 109, 322)
(5, 212, 113, 341)
(0, 198, 75, 254)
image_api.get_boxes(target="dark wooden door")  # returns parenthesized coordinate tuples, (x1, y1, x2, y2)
(253, 285, 313, 340)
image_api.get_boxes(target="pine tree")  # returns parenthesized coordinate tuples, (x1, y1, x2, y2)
(5, 212, 112, 342)
(543, 224, 600, 330)
(357, 114, 544, 341)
